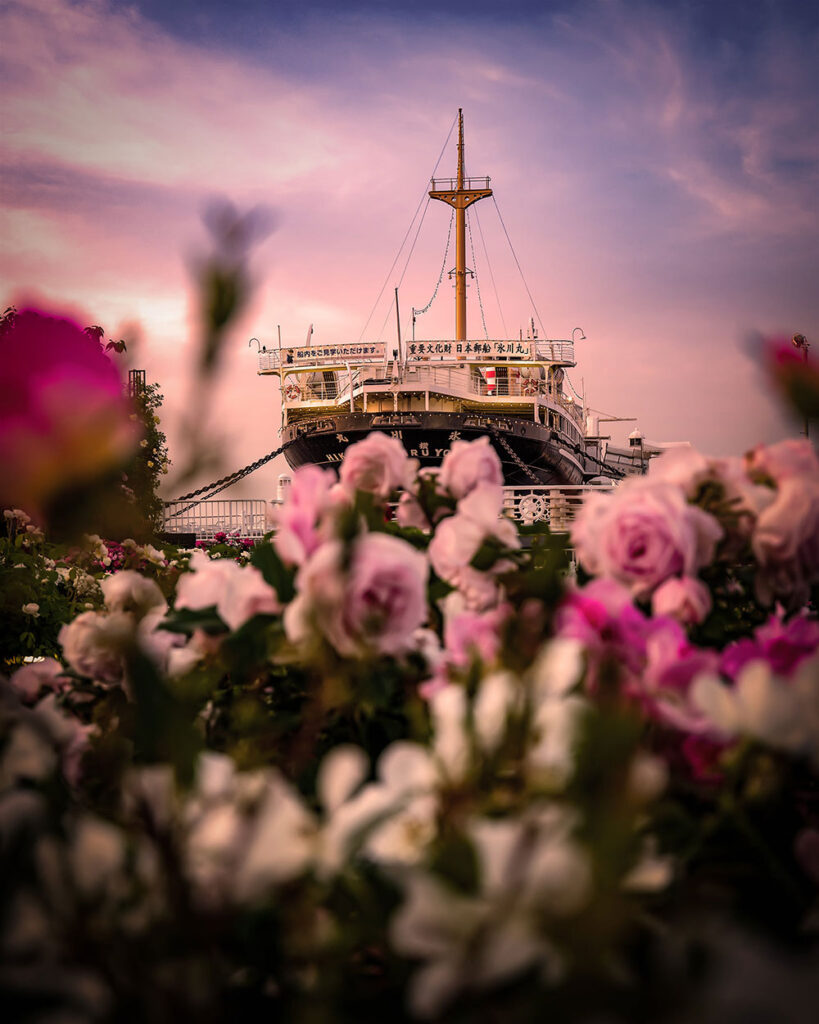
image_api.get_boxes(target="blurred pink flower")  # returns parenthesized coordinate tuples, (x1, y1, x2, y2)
(639, 618, 719, 732)
(285, 532, 428, 657)
(0, 308, 138, 514)
(271, 464, 337, 566)
(751, 474, 819, 606)
(428, 483, 519, 608)
(438, 436, 503, 500)
(651, 576, 712, 626)
(175, 550, 281, 631)
(745, 438, 819, 483)
(721, 611, 819, 680)
(554, 578, 649, 685)
(9, 659, 67, 704)
(444, 602, 510, 669)
(571, 479, 723, 599)
(339, 431, 417, 499)
(58, 610, 133, 684)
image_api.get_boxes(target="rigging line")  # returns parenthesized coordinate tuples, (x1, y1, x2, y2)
(472, 204, 508, 338)
(492, 195, 547, 340)
(563, 369, 584, 402)
(357, 112, 458, 344)
(375, 195, 433, 342)
(415, 207, 454, 317)
(466, 209, 489, 340)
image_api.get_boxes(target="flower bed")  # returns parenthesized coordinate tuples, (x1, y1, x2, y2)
(2, 426, 819, 1022)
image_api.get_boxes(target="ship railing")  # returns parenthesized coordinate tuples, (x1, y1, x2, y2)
(533, 340, 575, 363)
(161, 485, 614, 540)
(161, 499, 269, 541)
(258, 347, 387, 372)
(430, 176, 491, 191)
(501, 484, 614, 529)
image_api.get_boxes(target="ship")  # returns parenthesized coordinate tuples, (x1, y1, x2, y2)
(256, 111, 652, 486)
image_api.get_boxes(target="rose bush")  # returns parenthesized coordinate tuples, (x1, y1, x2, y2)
(2, 421, 819, 1022)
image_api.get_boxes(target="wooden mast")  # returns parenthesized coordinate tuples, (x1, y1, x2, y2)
(429, 110, 492, 341)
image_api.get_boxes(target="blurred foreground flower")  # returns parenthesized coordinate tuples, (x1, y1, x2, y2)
(764, 333, 819, 425)
(0, 307, 138, 522)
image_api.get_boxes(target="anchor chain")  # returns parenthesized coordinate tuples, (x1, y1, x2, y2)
(490, 428, 542, 484)
(165, 441, 293, 519)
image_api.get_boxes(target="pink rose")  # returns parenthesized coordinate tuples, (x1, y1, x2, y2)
(638, 618, 719, 732)
(100, 570, 166, 618)
(745, 438, 819, 484)
(571, 479, 723, 599)
(9, 659, 67, 704)
(58, 610, 134, 684)
(339, 432, 417, 499)
(175, 550, 280, 631)
(0, 308, 138, 515)
(271, 464, 337, 566)
(428, 483, 519, 608)
(554, 579, 649, 684)
(396, 491, 431, 531)
(651, 576, 712, 626)
(751, 475, 819, 606)
(438, 436, 503, 500)
(285, 532, 428, 656)
(443, 601, 509, 669)
(647, 447, 712, 495)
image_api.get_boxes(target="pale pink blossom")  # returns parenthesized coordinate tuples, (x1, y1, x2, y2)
(691, 653, 819, 768)
(270, 464, 337, 566)
(651, 576, 712, 625)
(175, 550, 281, 631)
(100, 570, 166, 618)
(438, 435, 504, 500)
(285, 532, 428, 657)
(338, 431, 417, 499)
(745, 438, 819, 483)
(9, 659, 67, 704)
(396, 490, 430, 531)
(428, 483, 519, 606)
(443, 599, 509, 669)
(58, 610, 134, 683)
(751, 475, 819, 606)
(638, 619, 719, 732)
(571, 479, 723, 599)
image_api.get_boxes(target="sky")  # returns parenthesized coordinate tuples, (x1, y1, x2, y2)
(2, 0, 817, 498)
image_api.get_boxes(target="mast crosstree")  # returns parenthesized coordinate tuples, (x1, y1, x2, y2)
(429, 109, 492, 341)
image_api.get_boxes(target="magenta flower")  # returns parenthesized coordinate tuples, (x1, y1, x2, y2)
(721, 611, 819, 680)
(0, 308, 138, 514)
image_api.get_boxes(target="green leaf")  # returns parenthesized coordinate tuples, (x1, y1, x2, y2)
(158, 605, 227, 635)
(250, 540, 296, 603)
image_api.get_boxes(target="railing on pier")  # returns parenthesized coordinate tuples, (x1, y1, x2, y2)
(162, 499, 268, 541)
(162, 485, 614, 541)
(502, 484, 614, 529)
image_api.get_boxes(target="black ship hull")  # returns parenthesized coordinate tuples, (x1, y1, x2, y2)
(282, 411, 585, 485)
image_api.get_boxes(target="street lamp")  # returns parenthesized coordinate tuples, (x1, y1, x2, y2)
(572, 327, 586, 342)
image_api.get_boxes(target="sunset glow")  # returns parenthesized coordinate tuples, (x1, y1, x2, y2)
(2, 0, 817, 497)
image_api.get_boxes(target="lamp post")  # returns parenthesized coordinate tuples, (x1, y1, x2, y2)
(572, 327, 586, 342)
(793, 333, 810, 439)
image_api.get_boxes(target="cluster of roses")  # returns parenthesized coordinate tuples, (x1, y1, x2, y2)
(2, 430, 819, 1020)
(565, 439, 819, 774)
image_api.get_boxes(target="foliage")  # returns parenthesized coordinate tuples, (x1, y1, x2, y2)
(2, 428, 818, 1023)
(123, 380, 171, 534)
